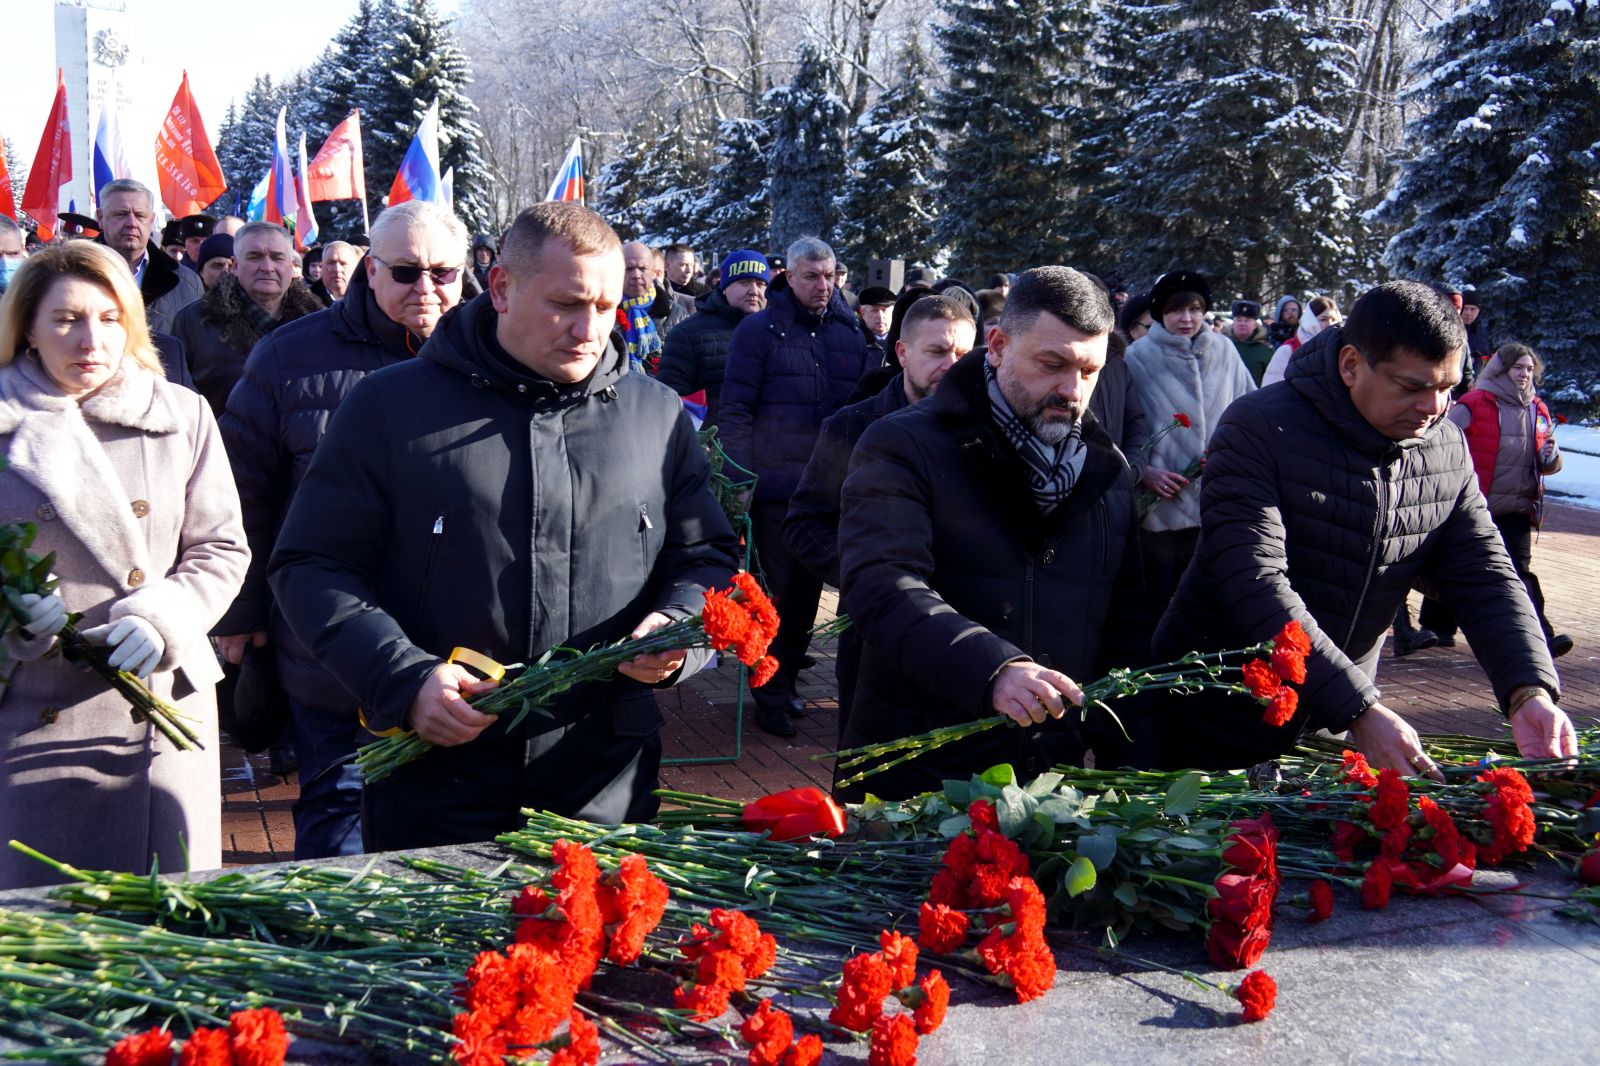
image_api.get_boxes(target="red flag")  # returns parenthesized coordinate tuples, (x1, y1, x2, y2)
(307, 110, 366, 203)
(0, 131, 15, 221)
(20, 70, 73, 241)
(154, 71, 225, 218)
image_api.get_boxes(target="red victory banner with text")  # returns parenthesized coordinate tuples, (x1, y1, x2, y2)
(20, 70, 72, 240)
(307, 110, 366, 203)
(154, 71, 226, 218)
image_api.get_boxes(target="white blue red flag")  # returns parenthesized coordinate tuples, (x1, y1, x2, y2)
(247, 166, 270, 221)
(545, 136, 584, 202)
(388, 100, 443, 206)
(295, 130, 319, 248)
(92, 104, 131, 202)
(266, 106, 297, 230)
(441, 165, 454, 208)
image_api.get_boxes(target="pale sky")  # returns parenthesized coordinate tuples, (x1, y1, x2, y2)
(4, 0, 458, 208)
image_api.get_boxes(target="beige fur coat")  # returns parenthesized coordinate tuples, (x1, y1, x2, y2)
(0, 355, 248, 888)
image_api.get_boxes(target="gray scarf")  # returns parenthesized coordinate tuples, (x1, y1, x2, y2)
(985, 360, 1086, 514)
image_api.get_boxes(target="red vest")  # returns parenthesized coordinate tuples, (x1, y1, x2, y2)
(1458, 389, 1551, 499)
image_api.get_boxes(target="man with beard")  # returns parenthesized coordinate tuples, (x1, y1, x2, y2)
(785, 295, 977, 739)
(833, 268, 1146, 798)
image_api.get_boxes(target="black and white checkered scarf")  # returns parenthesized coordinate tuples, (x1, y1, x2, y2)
(985, 359, 1086, 514)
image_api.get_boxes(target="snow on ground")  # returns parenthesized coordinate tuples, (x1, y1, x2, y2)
(1546, 425, 1600, 510)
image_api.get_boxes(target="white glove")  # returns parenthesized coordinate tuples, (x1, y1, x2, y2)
(16, 592, 68, 639)
(80, 616, 164, 679)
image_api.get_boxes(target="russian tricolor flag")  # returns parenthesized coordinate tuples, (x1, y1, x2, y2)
(264, 106, 297, 230)
(92, 105, 130, 202)
(545, 137, 583, 202)
(388, 100, 443, 206)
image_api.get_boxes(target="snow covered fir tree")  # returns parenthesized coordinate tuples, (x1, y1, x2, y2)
(832, 37, 940, 269)
(765, 46, 849, 253)
(593, 121, 712, 245)
(1376, 0, 1600, 394)
(697, 115, 774, 255)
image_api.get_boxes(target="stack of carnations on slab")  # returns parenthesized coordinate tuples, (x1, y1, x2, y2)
(829, 931, 950, 1066)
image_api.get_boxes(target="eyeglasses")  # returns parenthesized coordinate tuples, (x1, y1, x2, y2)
(370, 254, 462, 286)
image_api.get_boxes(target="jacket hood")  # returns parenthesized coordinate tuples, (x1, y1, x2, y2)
(419, 290, 628, 398)
(1274, 295, 1300, 320)
(694, 285, 745, 324)
(1285, 325, 1443, 460)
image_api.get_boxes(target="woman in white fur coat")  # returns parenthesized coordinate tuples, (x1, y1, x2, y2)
(0, 241, 248, 889)
(1124, 270, 1255, 615)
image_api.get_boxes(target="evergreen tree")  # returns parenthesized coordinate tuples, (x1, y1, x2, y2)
(765, 45, 849, 252)
(1100, 1, 1362, 299)
(364, 0, 493, 232)
(216, 75, 288, 217)
(697, 115, 773, 255)
(1375, 0, 1600, 387)
(932, 0, 1089, 280)
(595, 119, 713, 245)
(832, 37, 939, 269)
(3, 138, 27, 223)
(302, 0, 384, 237)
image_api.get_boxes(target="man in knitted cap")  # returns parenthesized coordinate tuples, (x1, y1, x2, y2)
(196, 234, 235, 292)
(656, 249, 770, 426)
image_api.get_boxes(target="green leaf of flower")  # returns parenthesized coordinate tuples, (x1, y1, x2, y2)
(1076, 830, 1119, 871)
(1064, 855, 1097, 897)
(1163, 771, 1205, 817)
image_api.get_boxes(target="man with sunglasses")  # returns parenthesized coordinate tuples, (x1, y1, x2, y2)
(215, 200, 468, 859)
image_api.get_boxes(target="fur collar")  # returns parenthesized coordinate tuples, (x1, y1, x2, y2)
(200, 274, 324, 355)
(0, 356, 182, 435)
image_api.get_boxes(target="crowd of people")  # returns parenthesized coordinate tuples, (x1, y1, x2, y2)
(0, 184, 1580, 888)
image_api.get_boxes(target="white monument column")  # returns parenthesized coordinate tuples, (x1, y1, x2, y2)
(54, 1, 135, 213)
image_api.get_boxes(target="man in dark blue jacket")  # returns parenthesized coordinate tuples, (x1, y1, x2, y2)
(784, 295, 978, 739)
(655, 250, 769, 425)
(268, 203, 738, 851)
(217, 200, 468, 858)
(718, 237, 870, 736)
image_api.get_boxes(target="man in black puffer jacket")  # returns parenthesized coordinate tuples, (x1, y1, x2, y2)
(655, 249, 770, 426)
(217, 200, 468, 858)
(784, 295, 978, 741)
(268, 204, 738, 852)
(836, 268, 1147, 800)
(719, 237, 870, 734)
(1155, 281, 1575, 776)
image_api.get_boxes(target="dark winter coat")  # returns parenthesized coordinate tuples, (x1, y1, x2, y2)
(153, 333, 195, 392)
(217, 265, 417, 701)
(1088, 345, 1151, 473)
(718, 286, 871, 502)
(170, 275, 325, 415)
(1153, 326, 1561, 769)
(784, 372, 910, 589)
(835, 351, 1147, 799)
(654, 286, 748, 425)
(100, 241, 203, 336)
(650, 282, 695, 337)
(1231, 322, 1276, 385)
(267, 293, 739, 845)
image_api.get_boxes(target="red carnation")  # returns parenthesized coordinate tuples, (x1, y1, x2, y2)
(511, 884, 551, 917)
(1263, 686, 1298, 727)
(1340, 750, 1379, 788)
(1002, 940, 1058, 1002)
(228, 1009, 289, 1066)
(177, 1030, 232, 1066)
(1000, 876, 1049, 938)
(1481, 791, 1537, 865)
(782, 1036, 823, 1066)
(879, 930, 920, 988)
(1361, 859, 1392, 910)
(548, 1011, 600, 1066)
(1270, 645, 1307, 685)
(917, 901, 970, 953)
(1478, 766, 1535, 805)
(1175, 412, 1192, 427)
(1417, 796, 1472, 869)
(908, 970, 949, 1034)
(830, 951, 895, 1032)
(749, 655, 780, 689)
(597, 854, 670, 965)
(700, 591, 750, 651)
(1241, 659, 1280, 700)
(968, 799, 999, 835)
(868, 1012, 920, 1066)
(1366, 768, 1410, 831)
(1581, 849, 1600, 885)
(1379, 822, 1413, 860)
(1274, 620, 1312, 657)
(1234, 970, 1278, 1023)
(1308, 879, 1334, 922)
(107, 1029, 175, 1066)
(739, 1000, 795, 1066)
(1328, 820, 1369, 861)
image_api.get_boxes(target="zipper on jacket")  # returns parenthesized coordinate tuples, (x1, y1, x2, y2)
(1096, 499, 1109, 572)
(1341, 465, 1389, 651)
(639, 503, 653, 570)
(416, 512, 445, 616)
(1022, 558, 1036, 657)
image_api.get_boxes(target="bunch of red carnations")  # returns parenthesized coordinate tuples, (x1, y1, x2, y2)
(452, 840, 669, 1066)
(829, 930, 951, 1066)
(672, 908, 780, 1021)
(105, 1008, 289, 1066)
(1241, 621, 1311, 726)
(914, 799, 1057, 1003)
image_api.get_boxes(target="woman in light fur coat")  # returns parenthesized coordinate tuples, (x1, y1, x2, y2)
(1124, 270, 1255, 616)
(0, 242, 248, 889)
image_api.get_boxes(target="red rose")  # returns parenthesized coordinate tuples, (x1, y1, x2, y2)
(1234, 970, 1277, 1023)
(968, 799, 1000, 835)
(1205, 918, 1272, 970)
(1221, 815, 1280, 880)
(742, 787, 848, 841)
(1208, 873, 1275, 931)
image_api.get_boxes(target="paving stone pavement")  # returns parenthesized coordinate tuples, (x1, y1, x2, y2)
(220, 501, 1600, 865)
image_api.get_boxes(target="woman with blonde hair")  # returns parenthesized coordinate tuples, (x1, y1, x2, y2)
(0, 241, 248, 888)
